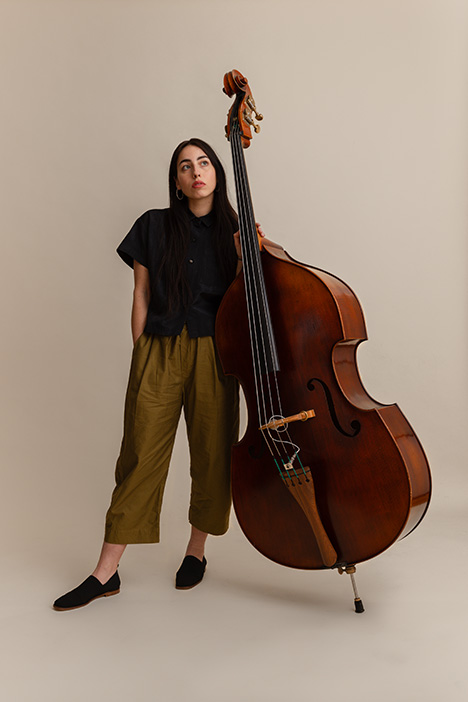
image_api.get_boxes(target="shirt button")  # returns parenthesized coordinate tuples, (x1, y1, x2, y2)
(188, 259, 194, 264)
(191, 237, 196, 242)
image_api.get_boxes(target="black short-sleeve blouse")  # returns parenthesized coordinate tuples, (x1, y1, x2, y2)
(117, 208, 232, 338)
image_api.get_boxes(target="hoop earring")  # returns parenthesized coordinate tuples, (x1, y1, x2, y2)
(176, 189, 184, 201)
(215, 186, 220, 193)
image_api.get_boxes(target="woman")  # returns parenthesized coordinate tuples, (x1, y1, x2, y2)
(53, 138, 255, 611)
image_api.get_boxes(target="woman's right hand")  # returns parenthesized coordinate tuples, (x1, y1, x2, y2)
(132, 261, 150, 343)
(233, 223, 264, 261)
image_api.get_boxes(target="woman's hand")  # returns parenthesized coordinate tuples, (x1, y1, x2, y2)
(131, 261, 150, 344)
(233, 223, 265, 261)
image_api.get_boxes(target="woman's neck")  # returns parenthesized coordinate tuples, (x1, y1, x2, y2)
(187, 196, 214, 218)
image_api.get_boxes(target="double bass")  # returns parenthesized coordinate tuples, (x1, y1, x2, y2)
(215, 70, 431, 612)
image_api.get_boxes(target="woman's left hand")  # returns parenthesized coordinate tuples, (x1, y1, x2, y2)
(233, 223, 264, 261)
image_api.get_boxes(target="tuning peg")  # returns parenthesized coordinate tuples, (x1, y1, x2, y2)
(246, 95, 263, 121)
(244, 113, 261, 133)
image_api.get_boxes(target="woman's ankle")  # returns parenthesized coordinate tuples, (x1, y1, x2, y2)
(184, 526, 208, 561)
(92, 565, 118, 585)
(93, 542, 127, 584)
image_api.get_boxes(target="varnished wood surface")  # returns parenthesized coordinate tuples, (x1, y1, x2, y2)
(215, 245, 431, 569)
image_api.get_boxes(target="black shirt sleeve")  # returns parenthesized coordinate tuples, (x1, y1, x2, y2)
(116, 211, 151, 269)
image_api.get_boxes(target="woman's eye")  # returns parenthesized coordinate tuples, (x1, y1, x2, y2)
(201, 160, 209, 166)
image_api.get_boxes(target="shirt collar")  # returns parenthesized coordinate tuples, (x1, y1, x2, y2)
(188, 209, 214, 227)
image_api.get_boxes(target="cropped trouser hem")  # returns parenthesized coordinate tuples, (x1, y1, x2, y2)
(104, 526, 160, 545)
(105, 515, 229, 545)
(188, 508, 230, 536)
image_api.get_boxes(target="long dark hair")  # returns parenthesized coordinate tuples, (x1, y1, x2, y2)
(157, 138, 238, 314)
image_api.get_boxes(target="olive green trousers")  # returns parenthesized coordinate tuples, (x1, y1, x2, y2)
(104, 328, 239, 544)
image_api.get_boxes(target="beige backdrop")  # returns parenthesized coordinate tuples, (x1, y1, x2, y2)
(1, 1, 467, 701)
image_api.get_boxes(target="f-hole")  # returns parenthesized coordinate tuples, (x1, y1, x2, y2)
(307, 377, 361, 437)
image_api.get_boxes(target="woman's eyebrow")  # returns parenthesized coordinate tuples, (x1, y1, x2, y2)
(178, 155, 209, 167)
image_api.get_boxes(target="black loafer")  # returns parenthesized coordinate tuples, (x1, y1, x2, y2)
(175, 556, 207, 590)
(53, 571, 120, 611)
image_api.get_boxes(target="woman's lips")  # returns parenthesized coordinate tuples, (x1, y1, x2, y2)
(192, 181, 205, 188)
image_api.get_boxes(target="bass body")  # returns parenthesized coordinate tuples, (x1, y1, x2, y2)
(216, 240, 431, 570)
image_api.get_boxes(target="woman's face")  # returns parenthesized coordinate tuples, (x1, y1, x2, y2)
(174, 145, 217, 210)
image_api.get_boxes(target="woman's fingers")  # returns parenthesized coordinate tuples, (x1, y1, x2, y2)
(234, 223, 265, 262)
(233, 230, 241, 258)
(234, 224, 264, 237)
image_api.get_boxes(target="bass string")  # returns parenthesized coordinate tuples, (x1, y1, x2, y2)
(233, 128, 284, 423)
(231, 123, 294, 466)
(230, 126, 267, 428)
(233, 132, 296, 466)
(235, 127, 280, 375)
(233, 126, 308, 474)
(231, 125, 280, 429)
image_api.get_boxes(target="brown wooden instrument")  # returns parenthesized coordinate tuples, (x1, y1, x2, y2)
(215, 69, 431, 612)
